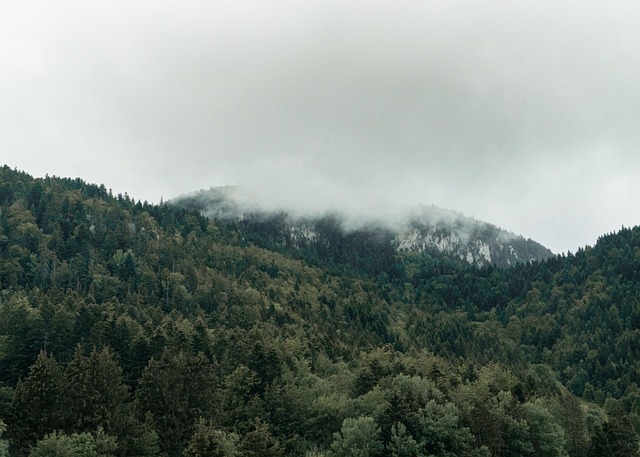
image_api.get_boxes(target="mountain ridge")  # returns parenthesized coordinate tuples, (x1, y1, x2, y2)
(172, 186, 554, 268)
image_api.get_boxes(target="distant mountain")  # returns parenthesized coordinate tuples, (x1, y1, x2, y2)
(172, 186, 554, 268)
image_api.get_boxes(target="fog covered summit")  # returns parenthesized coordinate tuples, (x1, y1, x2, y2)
(172, 186, 553, 267)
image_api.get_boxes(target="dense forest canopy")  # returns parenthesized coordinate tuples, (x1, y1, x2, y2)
(0, 165, 639, 456)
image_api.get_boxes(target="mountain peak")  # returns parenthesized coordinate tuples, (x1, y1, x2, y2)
(172, 186, 554, 267)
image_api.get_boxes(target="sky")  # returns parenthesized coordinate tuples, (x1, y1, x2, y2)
(2, 0, 640, 254)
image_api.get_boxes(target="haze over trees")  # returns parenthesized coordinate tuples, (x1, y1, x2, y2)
(0, 165, 639, 456)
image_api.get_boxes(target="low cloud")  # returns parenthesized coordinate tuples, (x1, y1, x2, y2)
(2, 0, 640, 253)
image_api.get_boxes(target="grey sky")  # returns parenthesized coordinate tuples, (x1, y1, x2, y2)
(2, 0, 640, 253)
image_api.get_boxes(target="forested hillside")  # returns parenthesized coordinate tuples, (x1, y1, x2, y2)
(0, 165, 639, 456)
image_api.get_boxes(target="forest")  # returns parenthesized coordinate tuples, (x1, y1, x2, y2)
(0, 165, 639, 456)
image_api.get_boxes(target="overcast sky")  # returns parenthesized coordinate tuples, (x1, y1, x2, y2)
(2, 0, 640, 253)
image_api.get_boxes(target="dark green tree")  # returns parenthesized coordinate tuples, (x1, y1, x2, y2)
(63, 346, 131, 447)
(9, 350, 65, 453)
(135, 349, 219, 456)
(184, 418, 239, 457)
(238, 419, 283, 457)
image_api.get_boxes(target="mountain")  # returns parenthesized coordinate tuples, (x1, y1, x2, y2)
(1, 166, 639, 457)
(172, 186, 554, 268)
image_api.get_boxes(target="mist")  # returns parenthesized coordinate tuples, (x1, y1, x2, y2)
(2, 0, 640, 253)
(173, 184, 529, 248)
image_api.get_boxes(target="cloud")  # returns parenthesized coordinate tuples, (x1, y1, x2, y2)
(1, 0, 640, 253)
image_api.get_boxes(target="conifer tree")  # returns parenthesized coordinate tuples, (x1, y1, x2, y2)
(135, 349, 219, 456)
(10, 350, 65, 452)
(64, 346, 131, 445)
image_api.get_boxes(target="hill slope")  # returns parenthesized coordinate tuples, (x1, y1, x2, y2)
(0, 166, 638, 457)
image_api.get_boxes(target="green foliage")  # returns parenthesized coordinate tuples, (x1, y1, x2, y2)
(387, 422, 419, 457)
(0, 421, 9, 457)
(588, 415, 640, 457)
(0, 295, 46, 385)
(9, 350, 65, 450)
(93, 427, 118, 457)
(123, 413, 162, 457)
(521, 399, 568, 457)
(64, 346, 131, 439)
(184, 419, 239, 457)
(1, 166, 640, 455)
(238, 419, 283, 457)
(135, 349, 219, 456)
(29, 431, 97, 457)
(329, 416, 382, 457)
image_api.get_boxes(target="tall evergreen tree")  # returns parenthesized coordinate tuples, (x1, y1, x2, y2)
(135, 349, 219, 456)
(64, 346, 131, 447)
(9, 350, 65, 453)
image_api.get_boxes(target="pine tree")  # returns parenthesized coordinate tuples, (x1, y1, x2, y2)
(135, 349, 219, 456)
(9, 350, 65, 452)
(64, 346, 131, 443)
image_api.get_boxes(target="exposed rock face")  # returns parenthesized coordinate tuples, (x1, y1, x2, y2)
(393, 222, 552, 267)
